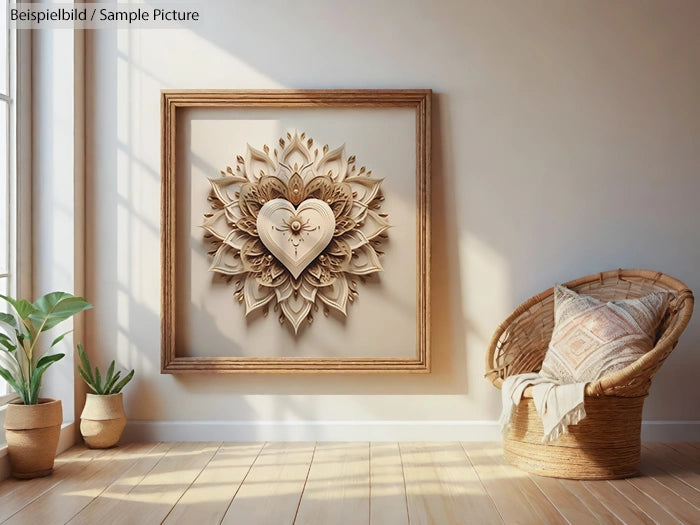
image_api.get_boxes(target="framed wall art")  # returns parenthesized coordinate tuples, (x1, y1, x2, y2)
(161, 89, 431, 372)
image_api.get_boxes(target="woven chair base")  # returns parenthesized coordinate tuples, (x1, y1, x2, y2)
(504, 395, 646, 480)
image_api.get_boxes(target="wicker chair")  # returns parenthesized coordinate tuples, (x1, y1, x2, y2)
(485, 269, 694, 480)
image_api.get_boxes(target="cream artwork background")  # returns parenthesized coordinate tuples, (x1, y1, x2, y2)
(175, 107, 418, 359)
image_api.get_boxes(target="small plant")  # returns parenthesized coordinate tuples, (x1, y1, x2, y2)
(0, 292, 92, 405)
(77, 343, 134, 395)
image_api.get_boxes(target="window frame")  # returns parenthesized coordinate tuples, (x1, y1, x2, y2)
(0, 7, 29, 405)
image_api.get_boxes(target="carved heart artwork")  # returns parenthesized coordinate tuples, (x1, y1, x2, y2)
(256, 198, 336, 279)
(204, 132, 389, 333)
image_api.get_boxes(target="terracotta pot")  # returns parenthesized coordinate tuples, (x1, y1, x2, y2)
(4, 398, 63, 479)
(80, 393, 126, 448)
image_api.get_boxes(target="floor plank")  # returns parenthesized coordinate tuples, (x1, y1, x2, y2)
(2, 441, 700, 524)
(3, 443, 156, 525)
(461, 441, 563, 524)
(665, 443, 700, 465)
(401, 442, 502, 525)
(581, 480, 659, 524)
(643, 443, 700, 491)
(625, 471, 700, 524)
(638, 454, 700, 510)
(67, 442, 174, 525)
(0, 446, 101, 522)
(607, 478, 682, 524)
(527, 473, 607, 524)
(220, 442, 315, 525)
(294, 442, 370, 525)
(67, 442, 218, 525)
(664, 442, 700, 479)
(162, 443, 264, 524)
(554, 479, 624, 524)
(369, 442, 409, 525)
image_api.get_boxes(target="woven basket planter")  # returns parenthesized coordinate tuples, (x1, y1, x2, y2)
(3, 398, 63, 479)
(486, 269, 694, 480)
(80, 393, 127, 449)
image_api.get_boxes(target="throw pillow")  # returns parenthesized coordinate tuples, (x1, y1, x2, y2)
(539, 285, 670, 383)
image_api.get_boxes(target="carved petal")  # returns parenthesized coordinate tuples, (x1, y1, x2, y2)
(240, 238, 267, 272)
(348, 201, 369, 223)
(222, 230, 250, 251)
(281, 133, 313, 177)
(280, 293, 313, 334)
(334, 217, 356, 237)
(223, 202, 244, 224)
(209, 245, 246, 275)
(202, 209, 230, 241)
(258, 176, 288, 202)
(304, 175, 333, 200)
(358, 210, 390, 240)
(317, 277, 349, 315)
(314, 144, 348, 181)
(236, 217, 258, 236)
(342, 230, 370, 250)
(209, 175, 244, 206)
(300, 278, 318, 304)
(328, 183, 354, 218)
(238, 183, 263, 218)
(244, 275, 275, 315)
(347, 244, 383, 275)
(345, 176, 383, 205)
(286, 172, 305, 205)
(275, 277, 293, 303)
(245, 144, 278, 181)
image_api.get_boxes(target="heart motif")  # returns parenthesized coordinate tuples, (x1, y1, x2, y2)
(256, 198, 335, 279)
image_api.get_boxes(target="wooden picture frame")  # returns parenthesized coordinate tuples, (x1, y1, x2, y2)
(161, 89, 431, 373)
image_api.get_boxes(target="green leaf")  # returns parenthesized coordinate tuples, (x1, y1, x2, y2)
(77, 366, 99, 394)
(0, 347, 20, 376)
(0, 312, 19, 330)
(50, 329, 73, 349)
(104, 361, 115, 389)
(0, 318, 20, 350)
(104, 370, 121, 394)
(0, 294, 37, 320)
(77, 343, 96, 386)
(29, 353, 65, 404)
(95, 367, 102, 394)
(0, 365, 23, 397)
(112, 369, 134, 393)
(0, 334, 16, 352)
(35, 352, 65, 369)
(29, 292, 92, 332)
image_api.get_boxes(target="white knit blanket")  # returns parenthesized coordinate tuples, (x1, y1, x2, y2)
(499, 373, 587, 443)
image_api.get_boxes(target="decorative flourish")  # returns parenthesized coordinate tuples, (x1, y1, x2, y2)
(202, 131, 390, 333)
(275, 215, 318, 251)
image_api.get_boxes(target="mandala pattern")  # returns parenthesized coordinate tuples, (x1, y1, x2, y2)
(202, 132, 390, 333)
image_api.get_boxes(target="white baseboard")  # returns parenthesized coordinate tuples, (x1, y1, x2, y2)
(123, 420, 503, 442)
(122, 419, 700, 443)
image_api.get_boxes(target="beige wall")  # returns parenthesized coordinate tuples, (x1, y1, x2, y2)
(84, 0, 700, 437)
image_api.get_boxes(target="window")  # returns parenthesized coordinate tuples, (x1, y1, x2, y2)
(0, 2, 17, 400)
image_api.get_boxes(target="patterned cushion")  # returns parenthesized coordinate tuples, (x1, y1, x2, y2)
(540, 285, 670, 383)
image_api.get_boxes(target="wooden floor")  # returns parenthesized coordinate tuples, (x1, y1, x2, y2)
(0, 442, 698, 524)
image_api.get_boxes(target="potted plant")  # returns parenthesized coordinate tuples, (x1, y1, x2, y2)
(77, 343, 134, 448)
(0, 291, 92, 478)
